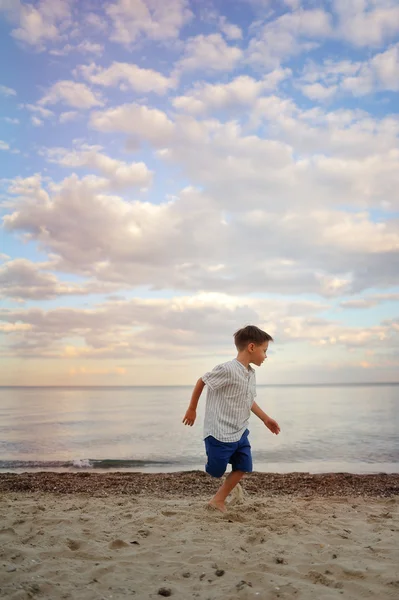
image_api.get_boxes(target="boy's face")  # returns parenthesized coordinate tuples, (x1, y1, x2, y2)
(249, 341, 269, 366)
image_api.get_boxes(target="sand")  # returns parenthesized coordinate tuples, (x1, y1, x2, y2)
(0, 473, 398, 600)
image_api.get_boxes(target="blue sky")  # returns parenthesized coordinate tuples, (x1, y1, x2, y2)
(0, 0, 398, 386)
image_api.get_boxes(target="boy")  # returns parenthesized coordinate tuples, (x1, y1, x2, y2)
(183, 325, 280, 513)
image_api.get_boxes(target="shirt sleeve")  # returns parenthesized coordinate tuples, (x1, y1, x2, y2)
(202, 363, 228, 390)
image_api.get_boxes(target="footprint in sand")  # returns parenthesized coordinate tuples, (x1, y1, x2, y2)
(0, 527, 16, 537)
(307, 570, 343, 589)
(109, 539, 130, 549)
(66, 539, 81, 551)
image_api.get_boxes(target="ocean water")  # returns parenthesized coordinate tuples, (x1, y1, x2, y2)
(0, 384, 398, 474)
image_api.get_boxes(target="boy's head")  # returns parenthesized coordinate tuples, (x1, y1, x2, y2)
(234, 325, 273, 366)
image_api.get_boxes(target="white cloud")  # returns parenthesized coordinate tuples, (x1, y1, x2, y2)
(77, 61, 174, 94)
(105, 0, 192, 46)
(0, 294, 397, 366)
(219, 16, 243, 40)
(85, 12, 108, 32)
(90, 102, 174, 146)
(0, 84, 17, 96)
(31, 116, 43, 127)
(0, 322, 32, 332)
(300, 43, 399, 101)
(247, 9, 333, 68)
(24, 103, 54, 118)
(1, 0, 73, 50)
(44, 143, 153, 190)
(49, 41, 104, 56)
(176, 33, 243, 73)
(3, 117, 20, 124)
(3, 171, 399, 297)
(284, 0, 301, 8)
(342, 43, 399, 94)
(39, 80, 103, 109)
(251, 97, 399, 163)
(334, 0, 399, 47)
(300, 82, 338, 101)
(59, 111, 78, 123)
(173, 70, 291, 115)
(0, 138, 18, 154)
(0, 257, 122, 301)
(340, 293, 399, 309)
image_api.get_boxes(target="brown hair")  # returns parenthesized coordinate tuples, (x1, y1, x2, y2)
(234, 325, 273, 351)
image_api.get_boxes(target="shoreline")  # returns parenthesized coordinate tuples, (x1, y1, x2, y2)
(1, 471, 398, 497)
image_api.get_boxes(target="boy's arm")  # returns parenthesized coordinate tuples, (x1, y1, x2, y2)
(251, 401, 280, 435)
(182, 378, 205, 426)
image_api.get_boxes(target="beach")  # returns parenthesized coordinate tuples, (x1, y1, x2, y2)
(1, 473, 398, 599)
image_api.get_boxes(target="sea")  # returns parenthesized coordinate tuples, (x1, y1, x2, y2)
(0, 384, 398, 474)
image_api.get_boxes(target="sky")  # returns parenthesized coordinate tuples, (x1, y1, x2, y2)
(0, 0, 398, 387)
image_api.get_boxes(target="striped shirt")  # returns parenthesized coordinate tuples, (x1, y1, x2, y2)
(202, 359, 257, 442)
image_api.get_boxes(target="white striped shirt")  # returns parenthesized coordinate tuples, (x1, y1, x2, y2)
(202, 359, 257, 442)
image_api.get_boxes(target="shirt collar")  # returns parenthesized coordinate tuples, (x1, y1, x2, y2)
(234, 358, 254, 373)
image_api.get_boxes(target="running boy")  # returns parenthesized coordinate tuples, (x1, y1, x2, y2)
(183, 325, 280, 512)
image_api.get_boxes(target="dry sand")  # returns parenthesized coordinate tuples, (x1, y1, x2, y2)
(0, 472, 398, 600)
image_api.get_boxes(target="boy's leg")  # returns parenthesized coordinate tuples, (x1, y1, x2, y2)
(209, 430, 252, 512)
(209, 470, 245, 512)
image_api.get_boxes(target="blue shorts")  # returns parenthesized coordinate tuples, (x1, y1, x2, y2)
(204, 429, 253, 478)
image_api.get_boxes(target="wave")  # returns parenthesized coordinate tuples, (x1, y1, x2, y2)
(0, 458, 184, 471)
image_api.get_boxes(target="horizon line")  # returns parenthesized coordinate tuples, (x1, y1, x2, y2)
(0, 382, 398, 388)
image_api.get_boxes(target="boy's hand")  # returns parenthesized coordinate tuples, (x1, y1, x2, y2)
(264, 416, 280, 435)
(183, 408, 196, 426)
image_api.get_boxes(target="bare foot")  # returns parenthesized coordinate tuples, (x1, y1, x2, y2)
(208, 499, 227, 513)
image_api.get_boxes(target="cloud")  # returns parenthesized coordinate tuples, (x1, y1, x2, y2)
(247, 8, 333, 68)
(300, 82, 338, 101)
(39, 80, 104, 109)
(175, 33, 243, 73)
(0, 84, 17, 96)
(342, 43, 399, 95)
(0, 257, 123, 301)
(300, 43, 399, 100)
(31, 116, 43, 127)
(77, 61, 175, 94)
(340, 293, 399, 309)
(105, 0, 192, 46)
(0, 294, 397, 363)
(0, 322, 32, 333)
(69, 366, 126, 376)
(219, 16, 243, 40)
(24, 103, 54, 119)
(49, 41, 104, 57)
(334, 0, 399, 47)
(85, 12, 108, 32)
(0, 139, 18, 153)
(44, 143, 153, 190)
(3, 171, 398, 297)
(173, 70, 291, 115)
(59, 111, 78, 123)
(3, 117, 20, 125)
(90, 102, 174, 146)
(250, 96, 399, 163)
(1, 0, 73, 50)
(0, 293, 322, 361)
